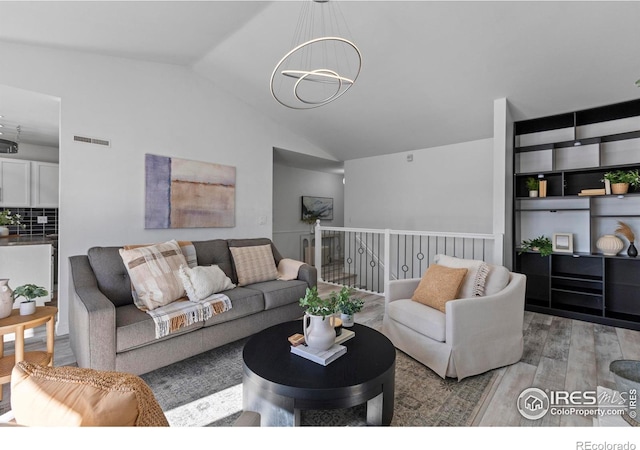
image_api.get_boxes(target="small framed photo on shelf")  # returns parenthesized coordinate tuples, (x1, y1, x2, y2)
(552, 233, 574, 253)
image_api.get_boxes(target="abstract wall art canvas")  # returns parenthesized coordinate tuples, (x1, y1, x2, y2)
(301, 196, 333, 221)
(145, 154, 236, 229)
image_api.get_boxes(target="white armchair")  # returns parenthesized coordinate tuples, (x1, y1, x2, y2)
(382, 258, 526, 381)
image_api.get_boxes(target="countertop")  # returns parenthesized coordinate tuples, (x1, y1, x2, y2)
(0, 235, 55, 247)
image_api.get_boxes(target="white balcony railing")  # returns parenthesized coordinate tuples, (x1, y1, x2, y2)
(313, 221, 503, 295)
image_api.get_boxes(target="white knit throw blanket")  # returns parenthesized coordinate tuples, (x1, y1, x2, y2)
(146, 293, 232, 339)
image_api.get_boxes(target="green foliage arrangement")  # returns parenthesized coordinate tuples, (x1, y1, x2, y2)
(526, 177, 539, 191)
(603, 169, 640, 187)
(13, 284, 49, 303)
(0, 210, 24, 227)
(330, 286, 365, 316)
(299, 286, 336, 318)
(519, 235, 553, 257)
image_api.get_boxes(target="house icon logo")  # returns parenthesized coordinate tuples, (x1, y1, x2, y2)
(517, 387, 550, 420)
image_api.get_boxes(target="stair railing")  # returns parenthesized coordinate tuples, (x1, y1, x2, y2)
(314, 221, 503, 295)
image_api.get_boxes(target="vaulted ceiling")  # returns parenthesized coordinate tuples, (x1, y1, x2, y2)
(1, 1, 639, 164)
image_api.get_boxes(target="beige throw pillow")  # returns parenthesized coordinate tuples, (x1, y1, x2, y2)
(229, 244, 278, 286)
(178, 264, 235, 301)
(434, 254, 489, 298)
(11, 361, 168, 427)
(411, 264, 468, 313)
(119, 239, 188, 311)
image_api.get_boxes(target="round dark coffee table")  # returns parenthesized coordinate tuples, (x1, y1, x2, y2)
(242, 320, 396, 426)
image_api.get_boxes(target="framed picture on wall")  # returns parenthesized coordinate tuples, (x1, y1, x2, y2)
(301, 196, 333, 221)
(552, 233, 573, 253)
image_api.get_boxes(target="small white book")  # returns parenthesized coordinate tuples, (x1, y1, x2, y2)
(335, 328, 355, 345)
(291, 343, 347, 366)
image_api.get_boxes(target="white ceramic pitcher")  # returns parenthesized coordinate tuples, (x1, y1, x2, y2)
(302, 313, 335, 351)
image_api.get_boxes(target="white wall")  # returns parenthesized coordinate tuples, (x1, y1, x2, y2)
(3, 143, 59, 163)
(344, 138, 494, 233)
(272, 163, 344, 259)
(0, 42, 331, 335)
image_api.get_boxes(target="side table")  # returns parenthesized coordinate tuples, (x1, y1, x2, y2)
(0, 306, 57, 401)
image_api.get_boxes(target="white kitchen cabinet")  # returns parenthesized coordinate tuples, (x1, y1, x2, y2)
(0, 244, 53, 306)
(31, 161, 59, 208)
(0, 158, 30, 207)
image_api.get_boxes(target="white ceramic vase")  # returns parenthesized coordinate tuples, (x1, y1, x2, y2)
(597, 234, 624, 256)
(0, 279, 13, 319)
(341, 312, 355, 327)
(0, 226, 9, 237)
(302, 313, 335, 351)
(529, 190, 538, 198)
(19, 301, 36, 316)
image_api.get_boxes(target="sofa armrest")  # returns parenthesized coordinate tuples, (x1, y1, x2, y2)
(68, 255, 117, 371)
(297, 263, 317, 288)
(386, 278, 420, 305)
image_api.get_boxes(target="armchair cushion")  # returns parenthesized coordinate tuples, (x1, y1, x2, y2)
(387, 299, 446, 342)
(484, 263, 510, 295)
(411, 264, 467, 313)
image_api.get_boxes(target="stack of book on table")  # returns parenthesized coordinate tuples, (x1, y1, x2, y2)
(290, 329, 355, 365)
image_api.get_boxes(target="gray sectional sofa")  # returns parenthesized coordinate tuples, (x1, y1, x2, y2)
(68, 238, 316, 375)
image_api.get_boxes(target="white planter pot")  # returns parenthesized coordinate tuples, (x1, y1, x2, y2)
(341, 313, 355, 327)
(19, 301, 36, 316)
(0, 226, 9, 237)
(529, 190, 538, 198)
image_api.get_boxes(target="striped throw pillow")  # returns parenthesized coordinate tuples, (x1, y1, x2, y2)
(229, 244, 278, 286)
(119, 239, 188, 311)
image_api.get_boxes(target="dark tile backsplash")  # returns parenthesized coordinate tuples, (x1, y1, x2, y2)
(1, 207, 58, 236)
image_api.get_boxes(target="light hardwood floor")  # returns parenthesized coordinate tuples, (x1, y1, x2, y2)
(3, 282, 639, 426)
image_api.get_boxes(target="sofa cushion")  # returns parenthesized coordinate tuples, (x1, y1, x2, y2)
(88, 246, 135, 307)
(387, 299, 446, 342)
(229, 244, 278, 286)
(245, 279, 308, 310)
(434, 254, 489, 298)
(178, 264, 235, 302)
(203, 286, 265, 326)
(116, 304, 203, 353)
(119, 240, 188, 311)
(192, 239, 234, 281)
(412, 264, 468, 313)
(10, 361, 168, 426)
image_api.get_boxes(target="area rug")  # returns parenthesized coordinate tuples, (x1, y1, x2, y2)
(140, 337, 497, 427)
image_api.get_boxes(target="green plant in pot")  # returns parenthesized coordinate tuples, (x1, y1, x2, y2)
(299, 286, 338, 351)
(330, 286, 364, 328)
(519, 235, 553, 257)
(13, 283, 48, 316)
(526, 177, 539, 197)
(603, 169, 640, 195)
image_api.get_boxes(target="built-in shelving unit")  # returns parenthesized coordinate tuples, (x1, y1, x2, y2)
(513, 98, 640, 331)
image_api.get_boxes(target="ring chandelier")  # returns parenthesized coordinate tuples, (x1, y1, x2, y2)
(270, 0, 362, 110)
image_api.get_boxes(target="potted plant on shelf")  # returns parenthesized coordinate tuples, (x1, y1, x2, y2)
(331, 286, 364, 328)
(0, 210, 24, 237)
(603, 169, 640, 195)
(12, 283, 48, 316)
(526, 177, 539, 197)
(298, 286, 337, 350)
(518, 235, 553, 257)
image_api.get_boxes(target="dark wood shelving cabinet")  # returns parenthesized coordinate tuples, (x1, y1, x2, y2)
(513, 98, 640, 331)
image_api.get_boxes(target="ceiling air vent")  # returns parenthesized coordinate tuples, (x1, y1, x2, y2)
(74, 135, 111, 147)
